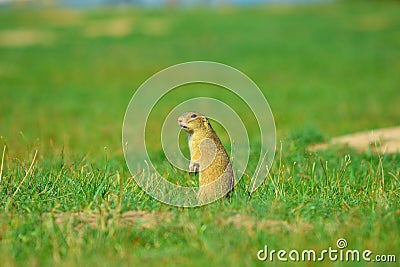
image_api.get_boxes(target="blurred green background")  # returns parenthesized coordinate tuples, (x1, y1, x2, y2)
(1, 0, 399, 158)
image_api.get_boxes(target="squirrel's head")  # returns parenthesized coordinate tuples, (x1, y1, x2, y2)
(178, 111, 209, 133)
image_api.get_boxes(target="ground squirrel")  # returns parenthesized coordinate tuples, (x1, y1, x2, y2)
(178, 111, 234, 203)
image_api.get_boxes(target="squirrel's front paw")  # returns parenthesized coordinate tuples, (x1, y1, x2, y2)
(189, 162, 200, 174)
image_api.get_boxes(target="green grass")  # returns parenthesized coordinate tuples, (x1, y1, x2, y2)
(0, 0, 399, 266)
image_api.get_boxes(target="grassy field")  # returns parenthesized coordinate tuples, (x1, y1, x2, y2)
(0, 0, 399, 266)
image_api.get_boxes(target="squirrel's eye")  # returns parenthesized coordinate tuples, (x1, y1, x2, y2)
(191, 114, 197, 118)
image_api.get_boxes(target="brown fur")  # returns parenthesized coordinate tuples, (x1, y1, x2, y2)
(178, 112, 234, 204)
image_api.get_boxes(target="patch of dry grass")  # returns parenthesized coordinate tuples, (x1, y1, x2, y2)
(51, 210, 172, 229)
(0, 29, 55, 47)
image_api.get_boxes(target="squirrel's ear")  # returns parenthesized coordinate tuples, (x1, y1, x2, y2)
(201, 116, 207, 123)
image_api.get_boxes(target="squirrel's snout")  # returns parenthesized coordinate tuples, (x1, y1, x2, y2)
(178, 118, 188, 130)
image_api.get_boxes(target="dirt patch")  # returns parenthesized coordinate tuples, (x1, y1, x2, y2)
(39, 9, 84, 27)
(0, 29, 55, 47)
(52, 210, 172, 229)
(354, 15, 391, 31)
(224, 214, 313, 234)
(308, 126, 400, 154)
(83, 18, 133, 38)
(142, 18, 170, 36)
(267, 5, 295, 15)
(83, 18, 170, 38)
